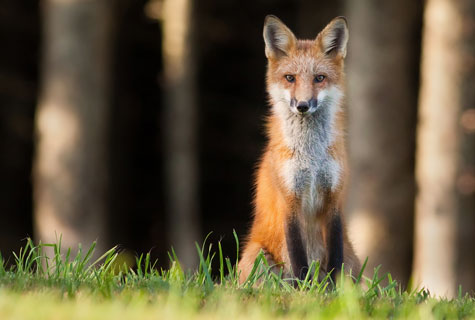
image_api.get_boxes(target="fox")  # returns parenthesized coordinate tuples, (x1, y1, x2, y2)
(238, 15, 360, 283)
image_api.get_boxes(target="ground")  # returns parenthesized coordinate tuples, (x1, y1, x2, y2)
(0, 238, 473, 319)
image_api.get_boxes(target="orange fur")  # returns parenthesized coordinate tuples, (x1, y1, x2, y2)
(239, 16, 360, 283)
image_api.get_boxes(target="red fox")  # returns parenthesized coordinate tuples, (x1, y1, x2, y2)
(239, 15, 360, 283)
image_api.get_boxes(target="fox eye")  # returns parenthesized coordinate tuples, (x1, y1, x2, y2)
(285, 75, 295, 83)
(314, 75, 326, 83)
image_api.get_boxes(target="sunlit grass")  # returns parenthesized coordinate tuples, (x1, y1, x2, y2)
(0, 234, 473, 319)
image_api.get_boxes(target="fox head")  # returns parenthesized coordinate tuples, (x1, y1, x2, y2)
(264, 15, 348, 116)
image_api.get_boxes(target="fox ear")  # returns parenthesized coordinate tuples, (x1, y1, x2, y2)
(318, 16, 349, 58)
(263, 15, 297, 59)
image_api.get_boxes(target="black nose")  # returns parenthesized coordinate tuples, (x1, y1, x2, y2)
(296, 101, 309, 113)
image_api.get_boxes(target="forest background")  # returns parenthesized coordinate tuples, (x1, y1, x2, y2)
(0, 0, 473, 298)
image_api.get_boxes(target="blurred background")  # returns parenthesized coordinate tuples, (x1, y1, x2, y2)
(0, 0, 473, 297)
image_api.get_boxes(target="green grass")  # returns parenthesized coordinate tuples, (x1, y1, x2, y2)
(0, 235, 473, 320)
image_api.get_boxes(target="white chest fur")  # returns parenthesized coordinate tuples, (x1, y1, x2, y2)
(281, 152, 340, 215)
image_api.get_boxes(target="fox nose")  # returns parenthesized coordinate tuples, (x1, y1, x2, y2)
(296, 101, 309, 113)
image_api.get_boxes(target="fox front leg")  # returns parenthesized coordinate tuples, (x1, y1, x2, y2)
(327, 214, 344, 282)
(285, 216, 309, 280)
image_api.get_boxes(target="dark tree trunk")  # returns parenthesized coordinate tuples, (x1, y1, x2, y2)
(345, 0, 422, 286)
(0, 0, 39, 259)
(162, 0, 200, 269)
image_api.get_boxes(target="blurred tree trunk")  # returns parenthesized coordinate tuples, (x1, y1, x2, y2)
(161, 0, 200, 269)
(34, 0, 113, 255)
(413, 0, 475, 297)
(345, 1, 422, 286)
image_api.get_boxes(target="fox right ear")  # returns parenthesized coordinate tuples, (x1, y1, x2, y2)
(263, 15, 296, 59)
(318, 16, 349, 58)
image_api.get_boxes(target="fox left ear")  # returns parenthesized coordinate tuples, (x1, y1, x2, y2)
(318, 17, 349, 58)
(263, 15, 297, 59)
